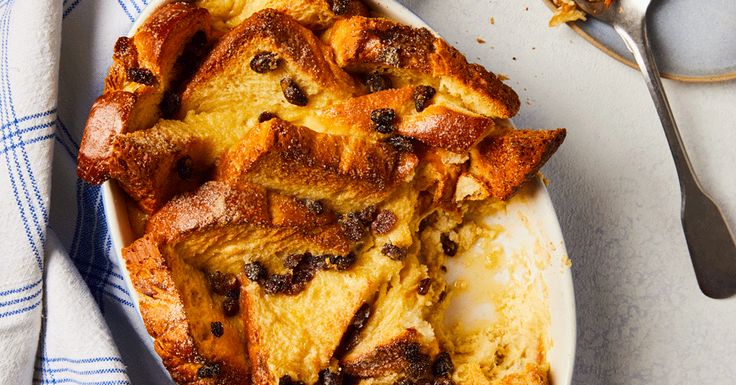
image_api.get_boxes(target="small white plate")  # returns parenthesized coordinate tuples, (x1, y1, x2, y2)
(543, 0, 736, 82)
(102, 1, 576, 383)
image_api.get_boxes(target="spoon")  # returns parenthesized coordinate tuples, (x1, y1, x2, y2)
(573, 0, 736, 299)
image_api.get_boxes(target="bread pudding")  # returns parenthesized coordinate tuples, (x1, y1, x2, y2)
(78, 1, 567, 384)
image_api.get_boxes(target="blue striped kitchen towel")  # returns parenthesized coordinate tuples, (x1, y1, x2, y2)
(0, 0, 175, 384)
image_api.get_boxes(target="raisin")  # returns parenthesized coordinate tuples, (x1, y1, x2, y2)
(417, 278, 431, 295)
(303, 254, 328, 271)
(113, 36, 137, 64)
(284, 253, 304, 269)
(330, 0, 349, 14)
(176, 156, 193, 180)
(207, 271, 239, 295)
(335, 304, 371, 357)
(381, 244, 406, 261)
(126, 67, 156, 85)
(366, 72, 392, 93)
(279, 375, 295, 385)
(383, 135, 415, 153)
(338, 214, 367, 241)
(433, 378, 455, 385)
(370, 108, 396, 125)
(210, 321, 224, 337)
(250, 52, 280, 73)
(357, 205, 378, 225)
(351, 303, 371, 329)
(319, 368, 344, 385)
(223, 296, 239, 317)
(160, 91, 181, 118)
(244, 261, 267, 282)
(263, 274, 290, 294)
(440, 234, 458, 257)
(304, 199, 324, 215)
(413, 85, 436, 112)
(258, 111, 278, 123)
(330, 253, 356, 271)
(280, 77, 308, 106)
(432, 352, 454, 377)
(370, 108, 397, 134)
(404, 343, 431, 377)
(197, 363, 220, 378)
(371, 209, 398, 234)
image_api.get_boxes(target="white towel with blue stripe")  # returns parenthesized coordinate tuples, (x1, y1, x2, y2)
(0, 0, 176, 384)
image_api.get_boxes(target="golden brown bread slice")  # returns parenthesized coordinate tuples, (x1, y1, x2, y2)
(214, 118, 418, 212)
(181, 8, 362, 117)
(104, 8, 368, 213)
(459, 128, 567, 201)
(341, 256, 438, 378)
(242, 247, 400, 385)
(124, 180, 363, 384)
(78, 2, 212, 183)
(323, 16, 520, 119)
(314, 87, 498, 153)
(196, 0, 368, 32)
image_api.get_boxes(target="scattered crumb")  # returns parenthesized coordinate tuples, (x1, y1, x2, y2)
(532, 46, 536, 50)
(497, 74, 509, 81)
(489, 16, 495, 25)
(512, 57, 517, 61)
(476, 37, 486, 44)
(561, 255, 572, 268)
(525, 98, 532, 106)
(540, 173, 551, 187)
(525, 6, 529, 11)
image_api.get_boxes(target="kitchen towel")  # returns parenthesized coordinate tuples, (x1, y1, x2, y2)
(0, 0, 174, 383)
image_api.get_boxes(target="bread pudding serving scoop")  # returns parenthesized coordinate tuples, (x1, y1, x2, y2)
(77, 1, 573, 384)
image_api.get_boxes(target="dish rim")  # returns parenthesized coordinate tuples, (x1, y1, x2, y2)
(101, 1, 577, 383)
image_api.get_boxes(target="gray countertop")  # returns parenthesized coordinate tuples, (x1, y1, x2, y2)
(397, 1, 736, 384)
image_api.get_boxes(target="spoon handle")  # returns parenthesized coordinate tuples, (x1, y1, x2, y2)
(613, 22, 736, 299)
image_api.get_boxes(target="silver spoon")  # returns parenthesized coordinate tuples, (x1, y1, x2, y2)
(574, 0, 736, 299)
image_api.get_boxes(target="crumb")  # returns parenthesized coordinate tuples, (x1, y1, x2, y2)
(497, 74, 509, 81)
(476, 37, 486, 44)
(525, 98, 532, 106)
(512, 57, 517, 61)
(562, 255, 572, 268)
(532, 46, 536, 50)
(489, 16, 495, 25)
(525, 6, 529, 11)
(541, 173, 551, 187)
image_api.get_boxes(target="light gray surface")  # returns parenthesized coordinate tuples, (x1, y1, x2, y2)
(397, 1, 736, 384)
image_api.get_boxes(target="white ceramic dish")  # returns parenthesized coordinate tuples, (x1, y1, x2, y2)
(102, 1, 576, 383)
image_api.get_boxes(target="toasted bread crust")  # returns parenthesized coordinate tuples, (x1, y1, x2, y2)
(147, 181, 353, 254)
(78, 92, 138, 183)
(197, 0, 369, 32)
(342, 329, 429, 378)
(182, 9, 361, 113)
(468, 129, 566, 201)
(324, 16, 520, 118)
(78, 2, 212, 184)
(124, 234, 250, 385)
(317, 87, 496, 152)
(215, 118, 417, 211)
